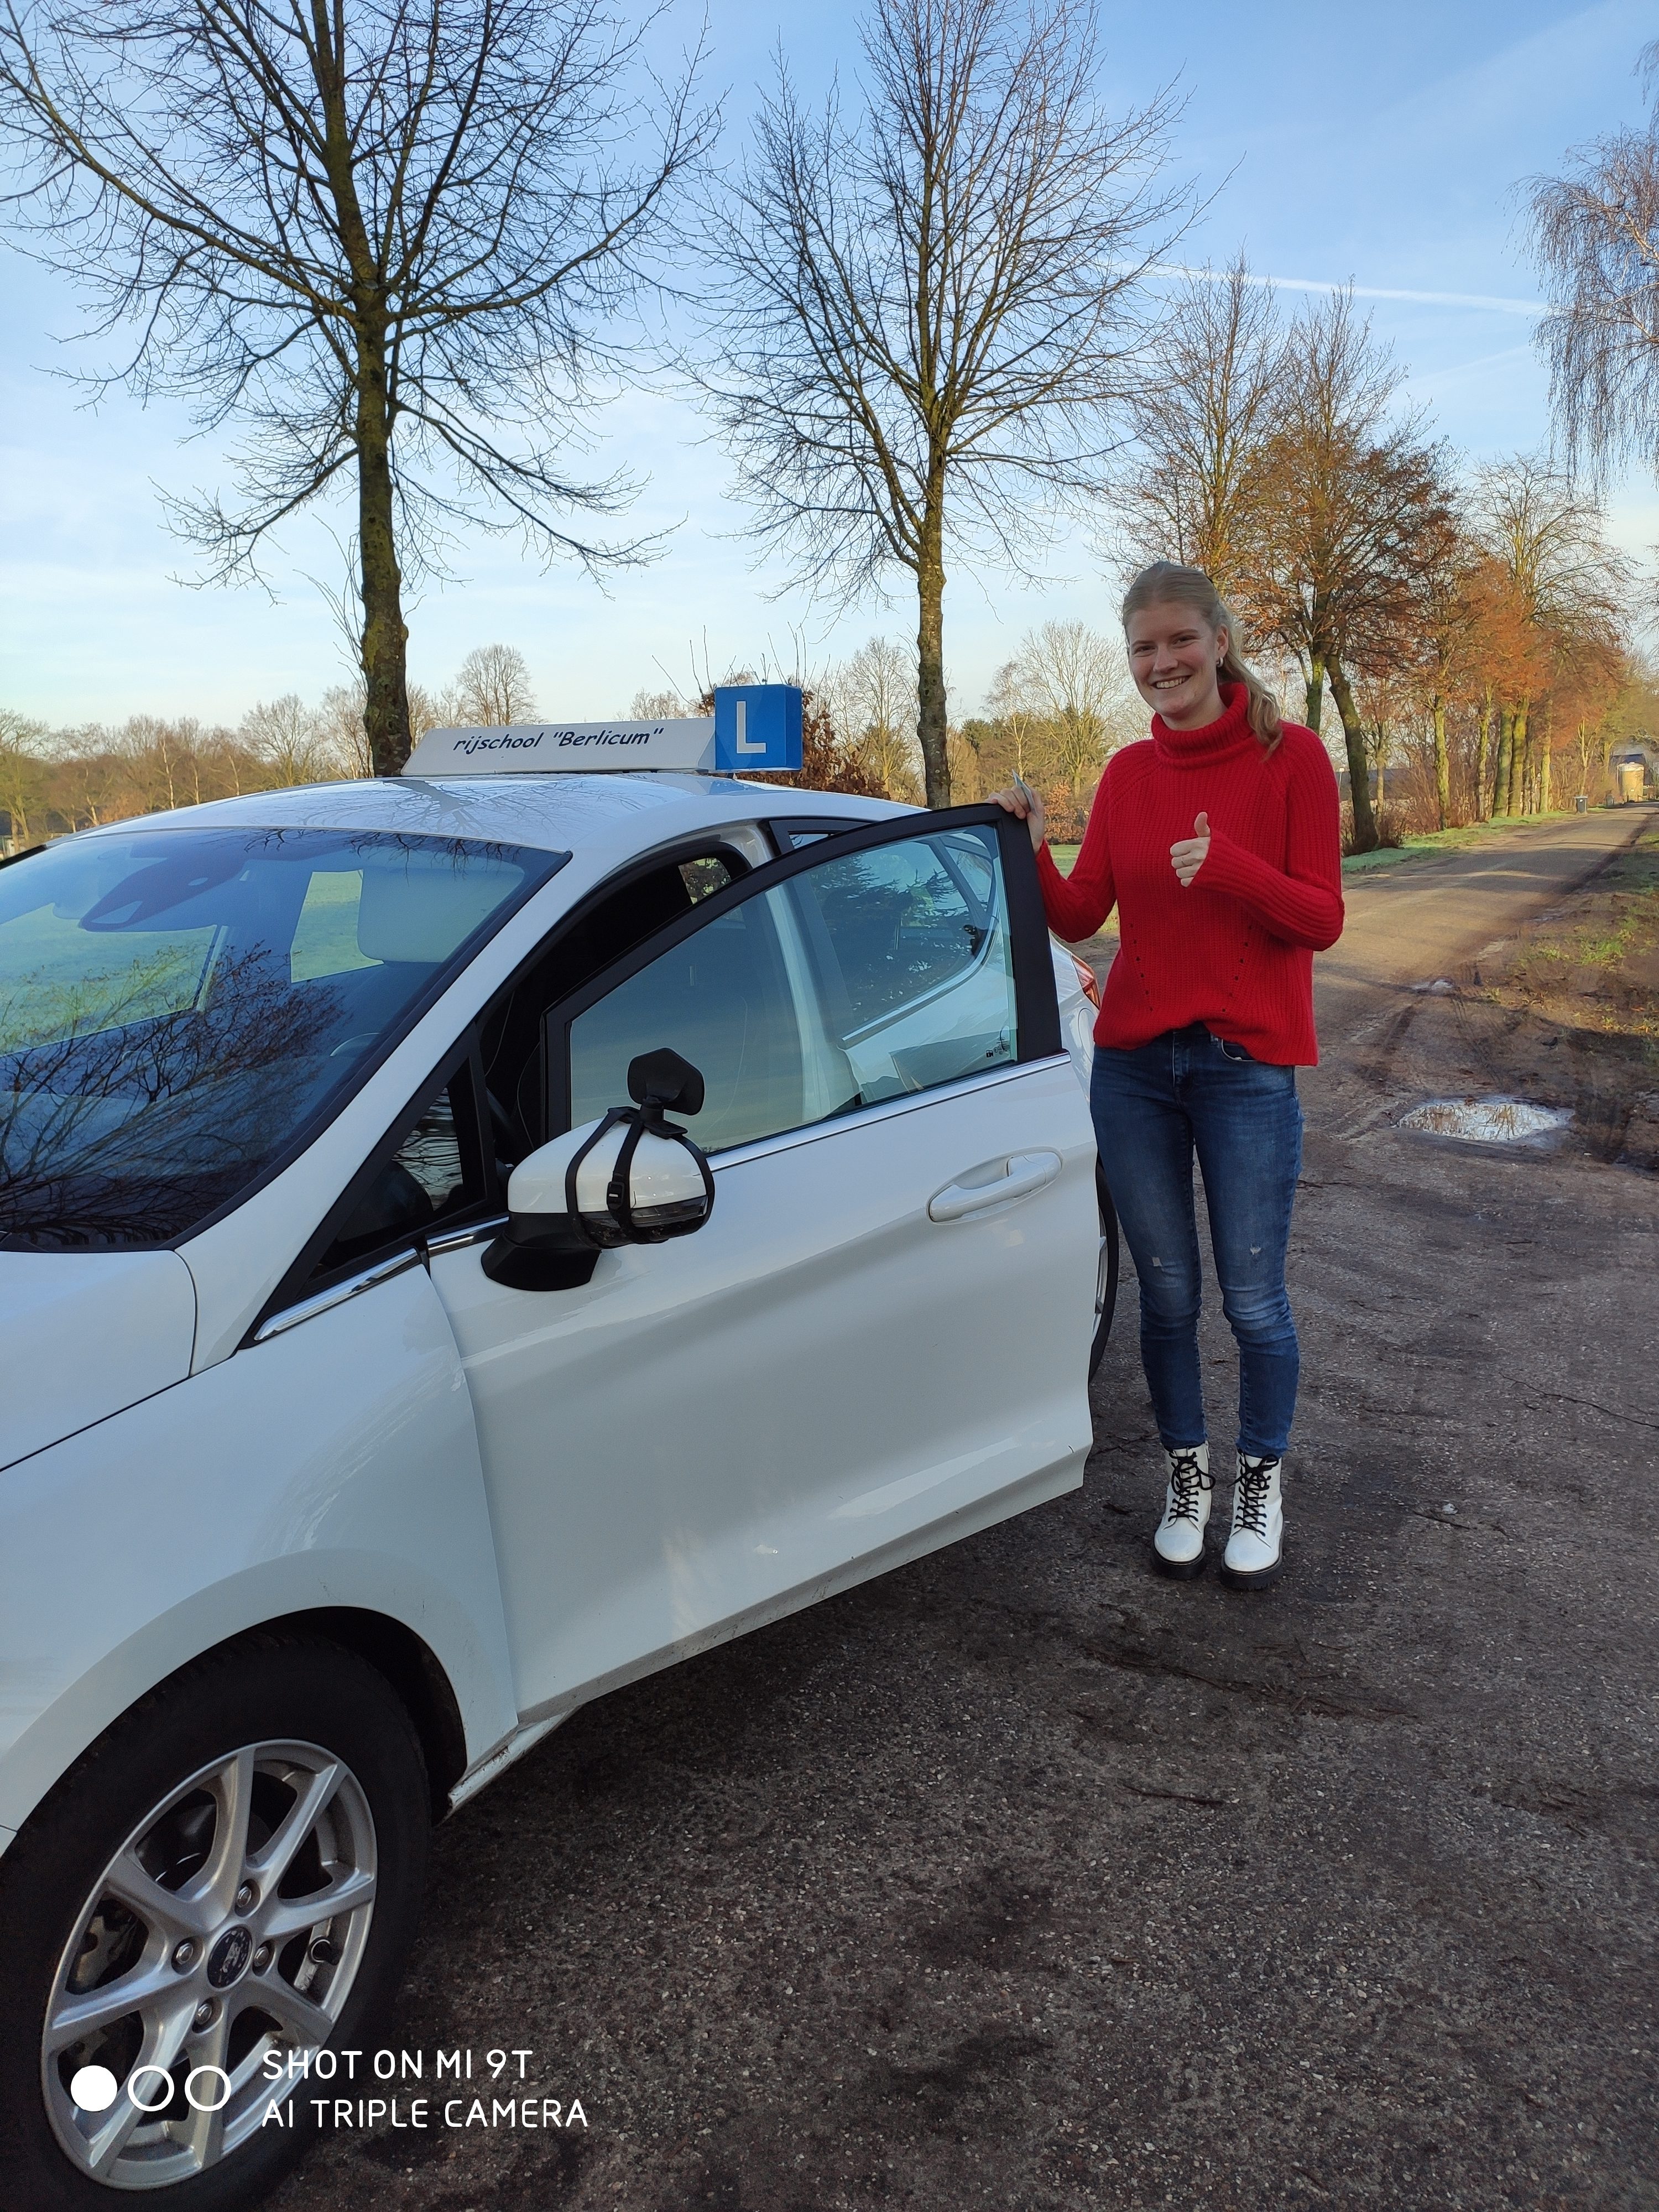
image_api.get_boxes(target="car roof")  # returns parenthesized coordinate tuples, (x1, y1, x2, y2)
(72, 774, 909, 859)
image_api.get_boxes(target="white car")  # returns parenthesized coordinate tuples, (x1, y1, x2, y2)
(0, 758, 1112, 2208)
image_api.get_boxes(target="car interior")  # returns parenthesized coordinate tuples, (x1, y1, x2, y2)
(478, 843, 751, 1166)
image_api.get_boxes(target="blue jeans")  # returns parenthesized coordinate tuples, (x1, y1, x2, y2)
(1090, 1025, 1302, 1459)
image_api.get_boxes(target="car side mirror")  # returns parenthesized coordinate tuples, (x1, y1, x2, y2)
(481, 1050, 714, 1291)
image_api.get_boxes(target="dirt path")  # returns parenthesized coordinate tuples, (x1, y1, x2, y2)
(273, 812, 1659, 2212)
(1318, 806, 1650, 1044)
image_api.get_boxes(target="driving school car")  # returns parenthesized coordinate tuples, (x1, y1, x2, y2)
(0, 692, 1112, 2208)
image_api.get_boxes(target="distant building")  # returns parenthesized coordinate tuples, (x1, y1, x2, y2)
(1610, 739, 1656, 802)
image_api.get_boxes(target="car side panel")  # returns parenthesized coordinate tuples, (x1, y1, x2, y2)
(1050, 937, 1097, 1088)
(0, 1250, 197, 1473)
(434, 1056, 1097, 1720)
(0, 1264, 517, 1845)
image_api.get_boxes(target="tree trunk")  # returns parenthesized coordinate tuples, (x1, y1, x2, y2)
(1303, 653, 1326, 735)
(1326, 655, 1375, 852)
(1511, 701, 1530, 817)
(1432, 693, 1450, 830)
(357, 329, 412, 775)
(1474, 692, 1491, 821)
(311, 5, 412, 780)
(1537, 701, 1553, 814)
(1494, 709, 1515, 816)
(915, 494, 950, 809)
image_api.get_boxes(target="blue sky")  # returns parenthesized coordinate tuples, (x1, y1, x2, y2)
(2, 0, 1656, 728)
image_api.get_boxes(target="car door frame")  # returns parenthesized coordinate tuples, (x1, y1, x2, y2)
(243, 828, 775, 1337)
(540, 804, 1062, 1143)
(246, 1036, 505, 1338)
(420, 801, 1091, 1722)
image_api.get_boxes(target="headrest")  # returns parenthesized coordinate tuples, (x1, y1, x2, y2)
(356, 861, 515, 966)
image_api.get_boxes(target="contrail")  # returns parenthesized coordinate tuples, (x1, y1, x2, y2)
(1147, 264, 1545, 317)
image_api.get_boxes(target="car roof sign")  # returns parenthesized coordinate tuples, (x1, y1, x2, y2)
(403, 716, 716, 776)
(402, 685, 805, 778)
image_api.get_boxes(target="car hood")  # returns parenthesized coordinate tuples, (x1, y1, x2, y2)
(0, 1251, 197, 1472)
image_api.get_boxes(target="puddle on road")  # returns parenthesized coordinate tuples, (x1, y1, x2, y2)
(1399, 1098, 1573, 1144)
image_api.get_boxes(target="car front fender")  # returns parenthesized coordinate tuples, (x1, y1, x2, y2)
(0, 1262, 519, 1846)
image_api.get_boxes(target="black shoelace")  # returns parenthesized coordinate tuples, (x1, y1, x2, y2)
(1165, 1447, 1212, 1527)
(1234, 1454, 1281, 1538)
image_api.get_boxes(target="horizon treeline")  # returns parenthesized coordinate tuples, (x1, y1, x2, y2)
(7, 273, 1655, 854)
(2, 547, 1651, 852)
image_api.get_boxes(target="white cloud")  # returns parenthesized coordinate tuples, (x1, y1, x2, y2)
(1147, 265, 1543, 315)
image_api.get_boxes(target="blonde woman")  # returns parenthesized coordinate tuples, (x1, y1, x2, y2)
(995, 563, 1343, 1587)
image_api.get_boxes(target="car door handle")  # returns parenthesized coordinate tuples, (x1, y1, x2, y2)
(928, 1151, 1062, 1222)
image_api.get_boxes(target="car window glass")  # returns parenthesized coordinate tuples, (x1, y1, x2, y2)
(312, 1068, 484, 1279)
(679, 855, 734, 904)
(797, 833, 995, 1030)
(567, 896, 830, 1155)
(289, 869, 379, 982)
(479, 845, 749, 1159)
(786, 828, 1016, 1102)
(561, 823, 1016, 1156)
(0, 830, 559, 1248)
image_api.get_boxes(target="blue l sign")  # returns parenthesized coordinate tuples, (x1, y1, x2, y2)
(713, 685, 804, 774)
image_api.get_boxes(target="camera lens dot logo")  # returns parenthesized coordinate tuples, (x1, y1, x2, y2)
(206, 1926, 253, 1989)
(70, 2064, 119, 2112)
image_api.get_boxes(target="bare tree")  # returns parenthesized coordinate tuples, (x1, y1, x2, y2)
(116, 716, 207, 814)
(0, 709, 50, 844)
(1527, 45, 1659, 486)
(316, 684, 371, 778)
(1472, 456, 1632, 815)
(452, 643, 538, 726)
(1401, 512, 1478, 831)
(0, 0, 711, 774)
(698, 0, 1181, 806)
(1240, 292, 1454, 852)
(983, 656, 1047, 787)
(629, 686, 692, 718)
(240, 693, 336, 785)
(1012, 617, 1132, 804)
(45, 727, 126, 828)
(826, 635, 922, 799)
(1114, 257, 1284, 597)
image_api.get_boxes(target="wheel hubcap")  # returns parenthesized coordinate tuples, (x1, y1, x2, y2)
(41, 1739, 378, 2190)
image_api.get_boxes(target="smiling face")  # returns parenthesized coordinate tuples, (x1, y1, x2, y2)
(1125, 601, 1229, 731)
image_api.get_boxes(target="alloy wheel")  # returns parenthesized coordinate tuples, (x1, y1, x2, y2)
(40, 1739, 377, 2190)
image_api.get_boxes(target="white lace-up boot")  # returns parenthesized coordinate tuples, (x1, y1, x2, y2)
(1152, 1443, 1212, 1578)
(1222, 1451, 1285, 1588)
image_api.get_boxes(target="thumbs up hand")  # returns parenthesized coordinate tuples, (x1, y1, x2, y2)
(1170, 810, 1212, 888)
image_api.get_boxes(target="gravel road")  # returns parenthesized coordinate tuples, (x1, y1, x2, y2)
(274, 808, 1658, 2212)
(1318, 805, 1651, 1040)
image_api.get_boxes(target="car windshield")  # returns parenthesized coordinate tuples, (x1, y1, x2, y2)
(0, 826, 564, 1248)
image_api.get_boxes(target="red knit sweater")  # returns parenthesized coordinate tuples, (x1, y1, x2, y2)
(1037, 684, 1344, 1065)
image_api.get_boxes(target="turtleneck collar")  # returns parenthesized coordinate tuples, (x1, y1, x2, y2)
(1150, 680, 1259, 767)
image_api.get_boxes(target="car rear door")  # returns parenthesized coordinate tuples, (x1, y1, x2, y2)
(425, 807, 1098, 1721)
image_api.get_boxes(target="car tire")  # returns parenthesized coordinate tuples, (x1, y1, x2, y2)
(0, 1634, 430, 2211)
